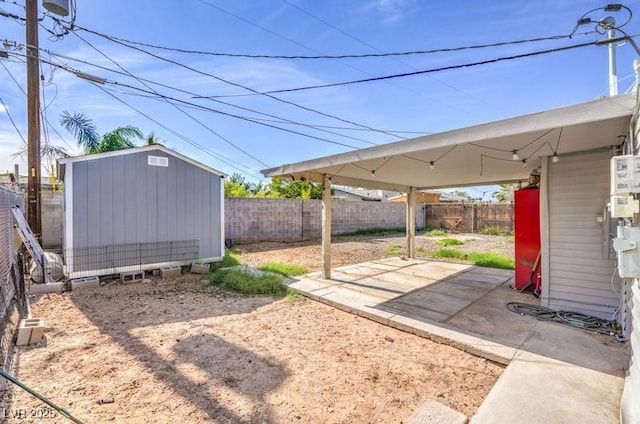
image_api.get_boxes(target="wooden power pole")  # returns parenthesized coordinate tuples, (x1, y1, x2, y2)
(25, 0, 41, 240)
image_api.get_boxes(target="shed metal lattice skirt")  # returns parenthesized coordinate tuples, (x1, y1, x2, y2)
(66, 240, 199, 272)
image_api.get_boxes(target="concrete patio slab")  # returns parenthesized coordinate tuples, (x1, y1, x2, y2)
(423, 281, 491, 301)
(405, 399, 468, 424)
(471, 321, 629, 424)
(288, 258, 629, 424)
(389, 290, 472, 316)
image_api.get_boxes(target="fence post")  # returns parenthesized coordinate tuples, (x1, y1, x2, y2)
(471, 203, 475, 233)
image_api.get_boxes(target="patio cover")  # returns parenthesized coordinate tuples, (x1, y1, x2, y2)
(262, 94, 636, 191)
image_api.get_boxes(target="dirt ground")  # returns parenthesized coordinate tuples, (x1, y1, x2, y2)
(8, 234, 508, 423)
(237, 233, 514, 272)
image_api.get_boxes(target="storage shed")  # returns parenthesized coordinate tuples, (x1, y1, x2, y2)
(57, 145, 225, 278)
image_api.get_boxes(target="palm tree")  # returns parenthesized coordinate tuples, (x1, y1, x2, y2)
(60, 111, 143, 154)
(492, 183, 517, 203)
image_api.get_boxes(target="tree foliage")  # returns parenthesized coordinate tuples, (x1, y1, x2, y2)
(60, 111, 143, 154)
(223, 174, 323, 199)
(492, 183, 517, 203)
(269, 177, 323, 199)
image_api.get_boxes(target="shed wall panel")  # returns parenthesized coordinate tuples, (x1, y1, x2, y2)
(546, 150, 618, 319)
(112, 157, 126, 245)
(123, 155, 138, 244)
(69, 149, 223, 274)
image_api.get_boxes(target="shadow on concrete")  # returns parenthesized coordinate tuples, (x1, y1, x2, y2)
(289, 258, 628, 377)
(70, 280, 286, 423)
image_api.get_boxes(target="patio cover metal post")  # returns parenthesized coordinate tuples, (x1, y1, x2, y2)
(406, 186, 416, 258)
(322, 174, 332, 279)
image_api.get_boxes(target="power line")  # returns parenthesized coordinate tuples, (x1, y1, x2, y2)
(34, 43, 383, 147)
(24, 45, 382, 150)
(186, 0, 490, 119)
(217, 40, 599, 95)
(31, 51, 368, 163)
(64, 23, 407, 140)
(1, 59, 74, 151)
(95, 84, 264, 180)
(3, 38, 387, 147)
(70, 30, 271, 168)
(278, 0, 507, 113)
(0, 94, 26, 145)
(49, 16, 592, 60)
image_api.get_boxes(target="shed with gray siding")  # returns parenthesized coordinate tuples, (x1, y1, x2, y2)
(58, 145, 225, 278)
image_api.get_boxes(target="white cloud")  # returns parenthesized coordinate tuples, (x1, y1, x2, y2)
(362, 0, 417, 24)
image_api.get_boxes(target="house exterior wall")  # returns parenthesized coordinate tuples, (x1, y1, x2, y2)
(64, 149, 223, 277)
(621, 280, 639, 424)
(545, 150, 618, 319)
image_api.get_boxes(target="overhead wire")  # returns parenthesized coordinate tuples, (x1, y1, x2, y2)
(7, 50, 375, 155)
(62, 28, 592, 60)
(228, 41, 600, 95)
(192, 0, 466, 115)
(34, 42, 389, 146)
(63, 21, 408, 140)
(0, 59, 74, 151)
(0, 94, 26, 145)
(70, 29, 270, 168)
(7, 44, 387, 152)
(279, 0, 506, 113)
(94, 83, 264, 180)
(27, 43, 383, 144)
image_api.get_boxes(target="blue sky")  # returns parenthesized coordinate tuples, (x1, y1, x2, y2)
(1, 0, 639, 199)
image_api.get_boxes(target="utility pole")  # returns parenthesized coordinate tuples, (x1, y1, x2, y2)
(601, 16, 619, 96)
(25, 0, 41, 241)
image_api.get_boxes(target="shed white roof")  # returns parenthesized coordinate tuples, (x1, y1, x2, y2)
(58, 144, 226, 180)
(263, 94, 636, 192)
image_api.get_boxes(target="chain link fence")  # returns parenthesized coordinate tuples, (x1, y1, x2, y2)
(0, 187, 28, 386)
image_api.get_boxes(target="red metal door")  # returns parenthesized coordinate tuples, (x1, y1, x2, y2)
(514, 188, 541, 291)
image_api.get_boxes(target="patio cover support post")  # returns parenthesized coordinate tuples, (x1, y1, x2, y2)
(406, 186, 416, 258)
(322, 174, 332, 279)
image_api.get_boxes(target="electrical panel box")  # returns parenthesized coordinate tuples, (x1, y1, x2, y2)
(611, 155, 640, 194)
(611, 195, 640, 218)
(613, 226, 640, 278)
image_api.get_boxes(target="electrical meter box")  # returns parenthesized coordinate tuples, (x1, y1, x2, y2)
(613, 226, 640, 278)
(611, 155, 640, 194)
(611, 195, 640, 218)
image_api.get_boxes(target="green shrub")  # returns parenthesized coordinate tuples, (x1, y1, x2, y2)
(210, 253, 241, 271)
(438, 237, 464, 247)
(467, 252, 514, 270)
(258, 262, 308, 277)
(385, 244, 405, 256)
(425, 229, 447, 237)
(210, 268, 288, 295)
(415, 246, 429, 254)
(479, 226, 512, 237)
(430, 248, 466, 259)
(285, 289, 305, 304)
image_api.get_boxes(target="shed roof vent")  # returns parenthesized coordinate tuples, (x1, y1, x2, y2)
(148, 155, 169, 167)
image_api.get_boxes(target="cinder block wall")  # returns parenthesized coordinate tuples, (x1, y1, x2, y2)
(42, 195, 427, 246)
(41, 191, 62, 250)
(225, 198, 423, 243)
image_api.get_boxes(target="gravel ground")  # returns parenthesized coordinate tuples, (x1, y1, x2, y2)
(7, 233, 510, 423)
(237, 233, 514, 272)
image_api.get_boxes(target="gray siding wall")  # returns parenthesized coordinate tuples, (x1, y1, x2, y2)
(621, 281, 640, 423)
(69, 150, 222, 260)
(546, 150, 618, 319)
